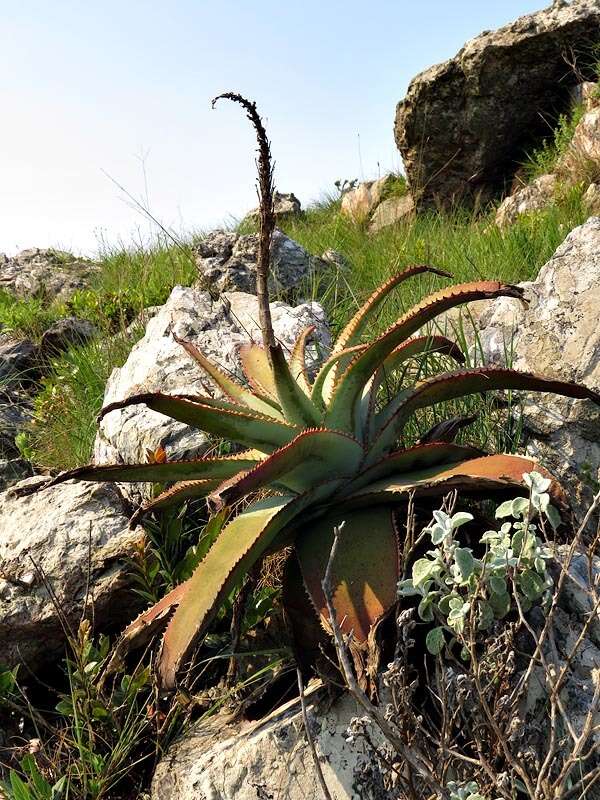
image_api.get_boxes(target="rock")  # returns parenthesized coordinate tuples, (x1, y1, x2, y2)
(340, 176, 392, 223)
(571, 80, 600, 112)
(194, 229, 324, 295)
(0, 391, 32, 459)
(94, 286, 330, 472)
(151, 688, 389, 800)
(0, 337, 39, 385)
(40, 317, 97, 357)
(495, 174, 557, 228)
(445, 217, 600, 526)
(395, 1, 600, 209)
(558, 107, 600, 182)
(584, 182, 600, 213)
(0, 248, 98, 302)
(369, 194, 415, 233)
(245, 191, 302, 222)
(0, 458, 32, 491)
(0, 476, 141, 671)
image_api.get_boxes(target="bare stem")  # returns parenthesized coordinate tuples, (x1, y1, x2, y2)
(212, 92, 276, 353)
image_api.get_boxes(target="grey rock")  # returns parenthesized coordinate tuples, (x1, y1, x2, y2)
(0, 248, 99, 302)
(0, 458, 33, 491)
(94, 286, 330, 482)
(194, 229, 325, 295)
(320, 249, 351, 271)
(40, 317, 97, 356)
(0, 391, 32, 459)
(151, 688, 389, 800)
(0, 477, 140, 671)
(441, 217, 600, 526)
(245, 191, 302, 222)
(0, 337, 38, 385)
(558, 106, 600, 182)
(395, 1, 600, 208)
(495, 173, 557, 228)
(584, 182, 600, 213)
(369, 194, 415, 233)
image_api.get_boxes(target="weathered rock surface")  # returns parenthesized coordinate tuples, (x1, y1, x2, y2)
(443, 217, 600, 524)
(0, 392, 32, 459)
(495, 174, 557, 228)
(194, 229, 324, 294)
(0, 477, 140, 671)
(151, 688, 388, 800)
(245, 191, 302, 222)
(40, 317, 97, 356)
(0, 336, 38, 385)
(0, 248, 98, 302)
(369, 194, 415, 233)
(340, 176, 392, 223)
(395, 1, 600, 208)
(584, 182, 600, 213)
(558, 106, 600, 182)
(94, 286, 330, 471)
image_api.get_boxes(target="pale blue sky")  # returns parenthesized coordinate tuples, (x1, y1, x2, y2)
(1, 0, 543, 256)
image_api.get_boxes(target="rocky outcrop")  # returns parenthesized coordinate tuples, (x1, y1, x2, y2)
(0, 337, 38, 385)
(39, 317, 96, 357)
(0, 249, 98, 302)
(369, 194, 415, 233)
(94, 286, 330, 475)
(440, 217, 600, 525)
(340, 176, 392, 223)
(558, 106, 600, 183)
(0, 477, 140, 671)
(194, 229, 324, 294)
(584, 182, 600, 213)
(151, 688, 388, 800)
(395, 1, 600, 208)
(245, 191, 302, 223)
(495, 174, 557, 228)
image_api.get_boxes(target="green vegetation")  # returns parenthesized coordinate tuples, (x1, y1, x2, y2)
(523, 103, 586, 181)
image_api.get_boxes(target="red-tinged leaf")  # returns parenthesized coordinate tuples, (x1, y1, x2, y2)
(346, 453, 568, 513)
(311, 343, 367, 407)
(326, 282, 525, 432)
(238, 342, 278, 402)
(322, 265, 452, 401)
(370, 367, 600, 460)
(174, 334, 283, 419)
(340, 442, 486, 498)
(158, 480, 345, 688)
(211, 428, 364, 506)
(98, 392, 299, 453)
(417, 413, 479, 444)
(295, 506, 400, 643)
(269, 344, 323, 426)
(45, 451, 261, 489)
(289, 325, 315, 395)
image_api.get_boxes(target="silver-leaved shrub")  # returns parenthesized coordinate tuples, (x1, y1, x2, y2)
(398, 471, 556, 656)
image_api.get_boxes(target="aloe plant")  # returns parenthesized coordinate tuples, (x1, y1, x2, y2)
(47, 96, 600, 691)
(48, 267, 600, 688)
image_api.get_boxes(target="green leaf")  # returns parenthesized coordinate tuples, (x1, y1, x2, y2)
(412, 558, 436, 587)
(489, 590, 511, 619)
(519, 569, 546, 601)
(418, 595, 435, 622)
(454, 548, 475, 581)
(98, 392, 299, 453)
(426, 627, 445, 655)
(9, 772, 31, 800)
(545, 504, 562, 530)
(269, 344, 322, 426)
(489, 575, 507, 595)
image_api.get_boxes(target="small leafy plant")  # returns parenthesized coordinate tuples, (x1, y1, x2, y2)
(46, 95, 600, 691)
(399, 470, 556, 656)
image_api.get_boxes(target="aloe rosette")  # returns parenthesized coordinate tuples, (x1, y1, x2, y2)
(49, 266, 600, 688)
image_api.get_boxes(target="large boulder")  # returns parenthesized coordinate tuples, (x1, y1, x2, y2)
(558, 106, 600, 183)
(395, 1, 600, 209)
(0, 477, 140, 671)
(495, 174, 557, 228)
(340, 176, 392, 223)
(94, 286, 330, 470)
(0, 248, 98, 302)
(151, 688, 389, 800)
(194, 229, 324, 294)
(442, 217, 600, 525)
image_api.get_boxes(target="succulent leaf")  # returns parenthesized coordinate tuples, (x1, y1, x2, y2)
(295, 506, 400, 642)
(98, 392, 299, 453)
(129, 479, 225, 526)
(173, 334, 283, 419)
(326, 282, 525, 432)
(289, 325, 315, 395)
(269, 344, 323, 426)
(158, 480, 344, 688)
(210, 428, 364, 506)
(238, 342, 279, 401)
(370, 367, 600, 460)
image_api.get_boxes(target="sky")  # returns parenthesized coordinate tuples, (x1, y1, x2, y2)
(0, 0, 544, 257)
